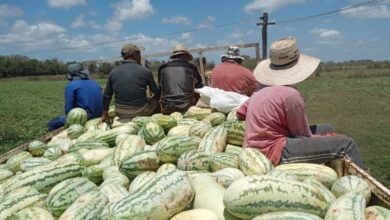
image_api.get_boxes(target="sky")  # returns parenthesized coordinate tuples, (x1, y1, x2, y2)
(0, 0, 389, 63)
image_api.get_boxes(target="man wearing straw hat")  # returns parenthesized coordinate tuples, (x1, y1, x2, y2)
(237, 37, 365, 168)
(158, 44, 203, 114)
(211, 46, 258, 96)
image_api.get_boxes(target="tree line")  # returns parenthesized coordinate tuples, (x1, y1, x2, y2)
(1, 54, 389, 79)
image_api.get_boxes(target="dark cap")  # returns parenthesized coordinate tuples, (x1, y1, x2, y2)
(121, 43, 140, 57)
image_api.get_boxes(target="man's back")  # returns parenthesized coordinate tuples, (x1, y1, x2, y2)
(105, 61, 159, 107)
(65, 79, 102, 118)
(211, 61, 257, 96)
(158, 59, 203, 112)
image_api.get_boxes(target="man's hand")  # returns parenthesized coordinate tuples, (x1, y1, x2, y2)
(100, 111, 112, 125)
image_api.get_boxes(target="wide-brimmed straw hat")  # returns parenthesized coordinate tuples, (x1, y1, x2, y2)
(221, 46, 244, 61)
(170, 44, 193, 60)
(254, 37, 320, 86)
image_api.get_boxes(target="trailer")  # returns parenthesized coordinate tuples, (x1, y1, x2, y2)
(1, 126, 389, 210)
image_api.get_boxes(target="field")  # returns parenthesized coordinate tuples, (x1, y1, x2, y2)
(0, 71, 389, 187)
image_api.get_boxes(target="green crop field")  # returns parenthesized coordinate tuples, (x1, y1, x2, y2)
(0, 72, 389, 187)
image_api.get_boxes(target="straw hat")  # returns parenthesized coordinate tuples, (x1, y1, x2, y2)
(254, 37, 320, 86)
(221, 46, 244, 61)
(170, 44, 193, 60)
(121, 43, 140, 57)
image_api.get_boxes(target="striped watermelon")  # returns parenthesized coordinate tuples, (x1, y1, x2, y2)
(94, 123, 139, 146)
(224, 144, 243, 155)
(171, 209, 219, 220)
(82, 164, 107, 184)
(223, 120, 245, 146)
(198, 125, 227, 153)
(156, 136, 201, 163)
(303, 178, 336, 207)
(6, 151, 33, 173)
(67, 140, 109, 153)
(10, 207, 55, 220)
(365, 206, 390, 220)
(275, 163, 338, 188)
(67, 124, 85, 139)
(80, 148, 114, 166)
(119, 151, 160, 178)
(152, 114, 177, 133)
(189, 121, 212, 138)
(58, 189, 108, 220)
(142, 121, 166, 145)
(131, 116, 151, 127)
(66, 108, 88, 127)
(266, 170, 299, 181)
(20, 157, 52, 172)
(113, 134, 145, 166)
(99, 183, 130, 203)
(0, 186, 46, 219)
(177, 150, 210, 171)
(325, 192, 365, 220)
(239, 148, 273, 175)
(43, 145, 62, 160)
(2, 161, 83, 194)
(203, 112, 226, 126)
(223, 175, 329, 219)
(210, 167, 245, 188)
(28, 140, 48, 156)
(184, 106, 212, 120)
(101, 169, 195, 220)
(170, 112, 184, 122)
(167, 125, 191, 136)
(177, 118, 198, 126)
(157, 163, 177, 173)
(0, 168, 13, 182)
(253, 212, 323, 220)
(209, 152, 239, 171)
(331, 175, 371, 203)
(226, 109, 238, 120)
(128, 171, 156, 194)
(45, 177, 97, 217)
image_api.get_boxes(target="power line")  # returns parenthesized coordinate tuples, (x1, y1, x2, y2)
(277, 0, 387, 24)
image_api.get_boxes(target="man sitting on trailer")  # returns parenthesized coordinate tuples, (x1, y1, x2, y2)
(236, 37, 366, 169)
(158, 44, 204, 114)
(211, 46, 258, 97)
(48, 63, 103, 131)
(100, 43, 160, 123)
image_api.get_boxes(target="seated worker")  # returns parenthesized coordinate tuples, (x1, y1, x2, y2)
(158, 44, 204, 114)
(48, 63, 102, 131)
(237, 37, 365, 169)
(100, 43, 160, 123)
(211, 46, 258, 97)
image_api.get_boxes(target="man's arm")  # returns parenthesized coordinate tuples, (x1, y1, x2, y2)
(285, 94, 312, 137)
(147, 70, 160, 97)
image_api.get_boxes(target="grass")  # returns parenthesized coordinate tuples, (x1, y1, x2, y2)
(0, 73, 389, 187)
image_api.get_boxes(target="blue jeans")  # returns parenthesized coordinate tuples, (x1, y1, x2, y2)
(48, 115, 66, 131)
(281, 124, 365, 169)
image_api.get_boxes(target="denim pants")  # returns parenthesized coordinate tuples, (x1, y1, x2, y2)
(48, 115, 66, 131)
(280, 124, 366, 169)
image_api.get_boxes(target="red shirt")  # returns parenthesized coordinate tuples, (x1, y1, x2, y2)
(237, 86, 312, 165)
(211, 60, 258, 97)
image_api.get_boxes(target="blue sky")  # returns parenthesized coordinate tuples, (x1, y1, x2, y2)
(0, 0, 389, 63)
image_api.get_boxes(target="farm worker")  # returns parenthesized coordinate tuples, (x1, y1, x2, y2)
(236, 37, 365, 169)
(100, 43, 160, 123)
(211, 46, 258, 97)
(47, 63, 103, 131)
(157, 44, 204, 114)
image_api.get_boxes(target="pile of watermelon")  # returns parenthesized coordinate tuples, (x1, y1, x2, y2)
(0, 106, 389, 220)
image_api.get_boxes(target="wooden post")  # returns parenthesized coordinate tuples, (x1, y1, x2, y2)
(198, 51, 206, 84)
(255, 42, 261, 63)
(257, 12, 275, 60)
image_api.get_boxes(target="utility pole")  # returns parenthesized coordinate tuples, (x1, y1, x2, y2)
(257, 12, 275, 60)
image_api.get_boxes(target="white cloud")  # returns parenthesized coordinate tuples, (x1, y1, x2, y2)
(341, 4, 390, 18)
(162, 15, 191, 25)
(198, 16, 215, 28)
(244, 0, 305, 13)
(88, 20, 101, 29)
(47, 0, 86, 9)
(0, 4, 23, 17)
(71, 14, 86, 28)
(0, 18, 7, 27)
(104, 20, 123, 32)
(113, 0, 154, 21)
(310, 28, 342, 39)
(181, 32, 193, 43)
